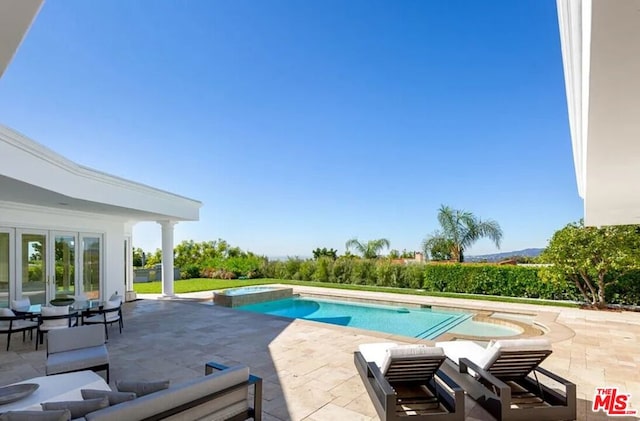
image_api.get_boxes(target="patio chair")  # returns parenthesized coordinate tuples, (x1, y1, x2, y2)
(46, 324, 110, 382)
(10, 297, 31, 312)
(0, 308, 38, 350)
(81, 299, 122, 339)
(36, 306, 78, 350)
(436, 339, 576, 421)
(354, 342, 464, 421)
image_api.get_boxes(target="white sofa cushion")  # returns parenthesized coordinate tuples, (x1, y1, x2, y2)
(46, 345, 109, 376)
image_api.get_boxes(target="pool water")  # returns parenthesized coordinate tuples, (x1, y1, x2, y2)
(221, 286, 279, 296)
(237, 297, 522, 339)
(238, 297, 475, 339)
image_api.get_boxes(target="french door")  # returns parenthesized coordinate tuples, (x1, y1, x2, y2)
(15, 230, 102, 305)
(18, 230, 48, 305)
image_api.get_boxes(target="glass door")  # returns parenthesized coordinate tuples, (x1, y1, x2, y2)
(80, 234, 101, 300)
(17, 230, 48, 305)
(0, 229, 13, 308)
(53, 233, 77, 299)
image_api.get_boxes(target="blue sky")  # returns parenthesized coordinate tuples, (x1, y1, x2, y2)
(0, 0, 582, 257)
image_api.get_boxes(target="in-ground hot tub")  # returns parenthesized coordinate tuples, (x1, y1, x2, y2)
(213, 286, 293, 308)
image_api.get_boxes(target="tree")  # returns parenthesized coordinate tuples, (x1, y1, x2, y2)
(345, 238, 390, 259)
(423, 205, 503, 262)
(422, 233, 454, 261)
(132, 247, 145, 267)
(144, 248, 163, 267)
(541, 220, 640, 308)
(400, 249, 415, 259)
(312, 248, 338, 260)
(388, 249, 400, 259)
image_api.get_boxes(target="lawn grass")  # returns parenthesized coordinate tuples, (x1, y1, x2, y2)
(133, 278, 580, 308)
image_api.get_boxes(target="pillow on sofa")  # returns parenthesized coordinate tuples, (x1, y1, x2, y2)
(115, 380, 170, 397)
(81, 389, 136, 405)
(41, 397, 108, 418)
(0, 410, 71, 421)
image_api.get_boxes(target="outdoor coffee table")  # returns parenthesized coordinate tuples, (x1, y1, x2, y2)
(0, 371, 110, 412)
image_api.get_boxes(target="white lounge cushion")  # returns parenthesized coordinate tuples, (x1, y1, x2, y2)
(478, 339, 552, 370)
(358, 342, 398, 370)
(437, 338, 553, 377)
(358, 342, 444, 376)
(381, 344, 444, 375)
(40, 306, 70, 330)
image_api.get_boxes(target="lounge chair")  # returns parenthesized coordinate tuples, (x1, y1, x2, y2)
(436, 339, 576, 421)
(46, 324, 110, 383)
(354, 342, 464, 421)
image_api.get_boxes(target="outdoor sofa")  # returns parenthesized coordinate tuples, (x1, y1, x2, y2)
(1, 365, 262, 420)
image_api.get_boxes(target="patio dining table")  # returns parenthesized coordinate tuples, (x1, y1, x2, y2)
(13, 301, 104, 316)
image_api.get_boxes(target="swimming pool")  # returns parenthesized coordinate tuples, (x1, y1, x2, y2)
(238, 297, 486, 339)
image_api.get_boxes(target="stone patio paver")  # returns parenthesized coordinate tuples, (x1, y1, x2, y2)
(1, 285, 639, 420)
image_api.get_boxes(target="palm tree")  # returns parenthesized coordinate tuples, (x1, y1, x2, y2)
(423, 205, 503, 262)
(345, 238, 390, 259)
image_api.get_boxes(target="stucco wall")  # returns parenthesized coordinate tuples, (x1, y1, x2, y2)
(0, 201, 127, 301)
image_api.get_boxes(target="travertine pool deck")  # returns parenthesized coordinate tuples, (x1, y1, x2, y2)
(1, 286, 639, 420)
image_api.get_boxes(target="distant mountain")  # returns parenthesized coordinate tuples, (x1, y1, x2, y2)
(466, 248, 544, 262)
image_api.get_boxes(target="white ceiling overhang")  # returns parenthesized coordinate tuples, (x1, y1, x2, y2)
(0, 0, 43, 79)
(0, 125, 202, 222)
(558, 0, 640, 226)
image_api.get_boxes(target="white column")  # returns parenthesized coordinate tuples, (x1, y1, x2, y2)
(158, 220, 177, 297)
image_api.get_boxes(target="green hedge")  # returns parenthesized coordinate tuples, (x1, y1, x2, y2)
(259, 258, 640, 305)
(423, 264, 579, 300)
(262, 259, 586, 302)
(604, 270, 640, 306)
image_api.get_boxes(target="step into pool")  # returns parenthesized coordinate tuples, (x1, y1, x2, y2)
(236, 296, 485, 340)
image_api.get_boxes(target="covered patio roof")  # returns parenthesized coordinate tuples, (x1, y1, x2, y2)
(557, 0, 640, 226)
(0, 125, 201, 222)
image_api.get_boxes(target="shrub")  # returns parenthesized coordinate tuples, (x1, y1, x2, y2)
(350, 260, 376, 285)
(331, 258, 354, 283)
(424, 263, 578, 300)
(180, 264, 201, 280)
(313, 258, 331, 283)
(298, 260, 316, 282)
(399, 263, 424, 289)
